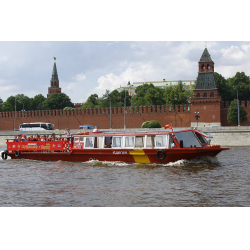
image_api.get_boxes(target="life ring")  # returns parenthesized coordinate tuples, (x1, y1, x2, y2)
(15, 150, 20, 157)
(1, 151, 8, 160)
(156, 150, 166, 161)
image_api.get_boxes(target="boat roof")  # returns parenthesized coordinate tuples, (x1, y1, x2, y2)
(73, 129, 212, 138)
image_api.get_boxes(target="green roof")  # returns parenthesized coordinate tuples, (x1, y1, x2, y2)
(199, 47, 213, 62)
(195, 72, 217, 90)
(51, 62, 58, 81)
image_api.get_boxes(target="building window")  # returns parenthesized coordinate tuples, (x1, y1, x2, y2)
(207, 64, 210, 70)
(203, 93, 207, 97)
(197, 93, 200, 98)
(210, 92, 214, 97)
(200, 82, 203, 87)
(202, 64, 205, 70)
(207, 82, 210, 87)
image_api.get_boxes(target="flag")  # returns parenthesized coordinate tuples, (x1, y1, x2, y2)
(164, 124, 172, 129)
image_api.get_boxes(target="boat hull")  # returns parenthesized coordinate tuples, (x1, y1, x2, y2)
(6, 147, 228, 163)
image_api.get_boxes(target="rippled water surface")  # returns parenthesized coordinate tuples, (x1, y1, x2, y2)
(1, 145, 250, 207)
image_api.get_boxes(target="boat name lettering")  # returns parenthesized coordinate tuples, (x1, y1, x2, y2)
(113, 151, 127, 155)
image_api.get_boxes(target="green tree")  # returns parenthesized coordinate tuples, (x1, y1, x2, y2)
(142, 120, 161, 128)
(214, 72, 233, 101)
(2, 94, 31, 111)
(164, 81, 193, 105)
(227, 72, 250, 102)
(131, 83, 165, 106)
(81, 94, 99, 108)
(31, 94, 46, 110)
(97, 89, 131, 108)
(0, 97, 3, 112)
(227, 99, 248, 125)
(42, 93, 74, 110)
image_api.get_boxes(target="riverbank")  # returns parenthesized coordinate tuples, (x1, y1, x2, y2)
(1, 126, 250, 146)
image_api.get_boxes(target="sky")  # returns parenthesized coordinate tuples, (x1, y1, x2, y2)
(1, 41, 250, 104)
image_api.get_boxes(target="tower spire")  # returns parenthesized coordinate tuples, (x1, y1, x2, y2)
(47, 57, 61, 98)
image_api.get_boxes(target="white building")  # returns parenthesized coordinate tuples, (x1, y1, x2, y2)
(117, 79, 195, 96)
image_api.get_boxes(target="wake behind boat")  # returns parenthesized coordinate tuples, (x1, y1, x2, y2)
(1, 127, 229, 163)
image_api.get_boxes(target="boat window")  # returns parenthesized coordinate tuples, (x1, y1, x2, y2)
(124, 136, 135, 148)
(146, 136, 154, 148)
(112, 137, 122, 148)
(195, 132, 208, 144)
(79, 137, 84, 142)
(85, 137, 95, 148)
(173, 131, 202, 148)
(155, 135, 167, 148)
(104, 136, 112, 148)
(135, 136, 145, 148)
(74, 137, 79, 142)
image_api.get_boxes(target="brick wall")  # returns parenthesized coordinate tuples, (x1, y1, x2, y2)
(0, 105, 191, 131)
(2, 101, 250, 131)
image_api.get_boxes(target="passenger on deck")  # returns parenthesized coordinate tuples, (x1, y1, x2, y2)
(57, 134, 62, 141)
(65, 128, 70, 137)
(51, 133, 56, 141)
(15, 136, 18, 142)
(22, 135, 27, 142)
(93, 126, 98, 132)
(29, 135, 34, 141)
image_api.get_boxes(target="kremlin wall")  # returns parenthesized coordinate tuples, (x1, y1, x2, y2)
(1, 47, 250, 131)
(1, 101, 250, 131)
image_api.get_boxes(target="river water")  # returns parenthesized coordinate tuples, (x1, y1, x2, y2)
(1, 145, 250, 207)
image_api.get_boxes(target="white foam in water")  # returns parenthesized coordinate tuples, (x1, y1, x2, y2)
(85, 159, 130, 167)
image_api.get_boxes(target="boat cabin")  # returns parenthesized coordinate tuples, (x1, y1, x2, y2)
(73, 129, 210, 150)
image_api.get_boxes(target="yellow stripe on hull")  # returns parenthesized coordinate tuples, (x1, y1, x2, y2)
(129, 149, 151, 163)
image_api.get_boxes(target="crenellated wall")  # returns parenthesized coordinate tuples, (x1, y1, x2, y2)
(2, 101, 250, 131)
(0, 105, 191, 131)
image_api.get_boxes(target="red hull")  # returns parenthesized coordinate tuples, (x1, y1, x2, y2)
(7, 147, 227, 163)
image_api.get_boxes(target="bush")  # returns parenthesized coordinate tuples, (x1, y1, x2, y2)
(141, 120, 161, 128)
(141, 121, 150, 128)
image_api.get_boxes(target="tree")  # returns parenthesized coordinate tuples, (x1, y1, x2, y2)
(0, 97, 3, 112)
(2, 94, 31, 111)
(81, 94, 99, 108)
(227, 99, 248, 125)
(214, 72, 233, 101)
(42, 93, 74, 110)
(227, 72, 250, 102)
(142, 120, 161, 128)
(31, 94, 46, 110)
(131, 83, 165, 106)
(97, 89, 131, 108)
(164, 81, 193, 105)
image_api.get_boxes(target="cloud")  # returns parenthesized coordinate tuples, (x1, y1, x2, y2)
(92, 73, 124, 97)
(75, 73, 86, 81)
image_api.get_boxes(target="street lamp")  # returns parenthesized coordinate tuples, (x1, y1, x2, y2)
(18, 100, 25, 124)
(124, 87, 126, 129)
(14, 97, 16, 131)
(233, 86, 240, 126)
(110, 98, 112, 129)
(195, 111, 200, 127)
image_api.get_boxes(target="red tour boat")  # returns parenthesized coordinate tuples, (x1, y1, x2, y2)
(1, 126, 229, 163)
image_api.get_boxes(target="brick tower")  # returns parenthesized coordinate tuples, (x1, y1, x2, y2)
(190, 46, 222, 127)
(47, 57, 61, 98)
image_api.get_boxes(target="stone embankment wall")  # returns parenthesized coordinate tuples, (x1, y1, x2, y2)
(1, 126, 250, 147)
